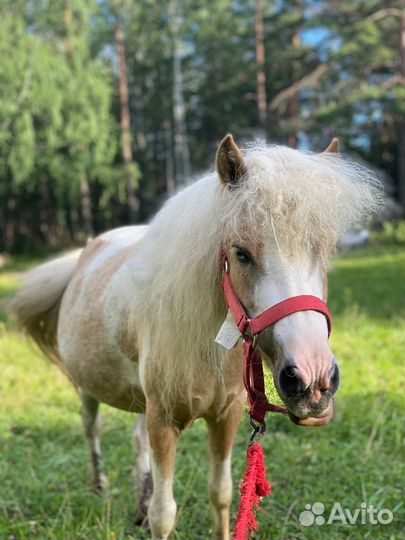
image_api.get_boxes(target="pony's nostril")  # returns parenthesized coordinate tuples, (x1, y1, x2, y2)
(327, 359, 340, 393)
(285, 366, 297, 378)
(278, 364, 306, 397)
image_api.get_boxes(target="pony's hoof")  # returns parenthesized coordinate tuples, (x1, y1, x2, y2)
(92, 474, 110, 497)
(134, 512, 150, 529)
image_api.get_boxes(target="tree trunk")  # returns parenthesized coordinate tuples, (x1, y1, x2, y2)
(170, 0, 191, 186)
(164, 119, 175, 194)
(133, 82, 147, 154)
(64, 0, 95, 233)
(115, 21, 140, 222)
(398, 6, 405, 213)
(288, 27, 301, 148)
(64, 0, 74, 67)
(70, 206, 80, 242)
(80, 174, 94, 238)
(5, 189, 15, 250)
(255, 0, 268, 132)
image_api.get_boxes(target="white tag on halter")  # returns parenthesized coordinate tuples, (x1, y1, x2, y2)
(215, 310, 242, 350)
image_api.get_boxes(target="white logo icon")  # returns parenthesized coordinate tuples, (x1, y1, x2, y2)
(299, 502, 325, 526)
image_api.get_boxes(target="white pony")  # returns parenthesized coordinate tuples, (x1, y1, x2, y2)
(13, 135, 380, 539)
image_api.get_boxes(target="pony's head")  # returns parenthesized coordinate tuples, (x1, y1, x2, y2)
(216, 134, 380, 426)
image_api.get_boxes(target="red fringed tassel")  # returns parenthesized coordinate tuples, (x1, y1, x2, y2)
(233, 443, 271, 540)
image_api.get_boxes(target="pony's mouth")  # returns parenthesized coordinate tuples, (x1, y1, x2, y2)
(287, 401, 334, 427)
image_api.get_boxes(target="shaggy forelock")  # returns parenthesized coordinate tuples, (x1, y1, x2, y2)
(219, 142, 382, 266)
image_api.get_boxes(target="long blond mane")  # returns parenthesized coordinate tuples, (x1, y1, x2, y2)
(130, 143, 381, 409)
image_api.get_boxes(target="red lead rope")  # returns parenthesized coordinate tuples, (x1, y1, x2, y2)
(220, 255, 332, 540)
(233, 443, 271, 540)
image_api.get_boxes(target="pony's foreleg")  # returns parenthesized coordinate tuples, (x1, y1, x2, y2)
(133, 414, 153, 523)
(80, 390, 109, 493)
(206, 398, 244, 540)
(146, 404, 178, 540)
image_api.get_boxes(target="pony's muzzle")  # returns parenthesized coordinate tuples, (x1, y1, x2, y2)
(278, 358, 339, 426)
(288, 400, 335, 426)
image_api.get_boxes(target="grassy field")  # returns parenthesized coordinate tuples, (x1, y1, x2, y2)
(0, 242, 404, 540)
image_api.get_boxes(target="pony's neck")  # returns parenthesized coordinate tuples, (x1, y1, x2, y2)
(129, 174, 228, 410)
(133, 173, 226, 357)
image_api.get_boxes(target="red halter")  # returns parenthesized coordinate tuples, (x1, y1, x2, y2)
(221, 255, 332, 427)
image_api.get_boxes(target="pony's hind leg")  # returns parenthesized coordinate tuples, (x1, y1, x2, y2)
(80, 390, 109, 493)
(133, 414, 153, 524)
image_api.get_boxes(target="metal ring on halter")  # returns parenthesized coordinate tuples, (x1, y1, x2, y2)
(249, 417, 266, 445)
(223, 258, 229, 273)
(242, 330, 258, 349)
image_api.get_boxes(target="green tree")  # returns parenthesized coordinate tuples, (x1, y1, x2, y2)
(0, 1, 122, 249)
(308, 1, 404, 205)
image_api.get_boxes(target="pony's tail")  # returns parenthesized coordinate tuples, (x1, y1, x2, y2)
(11, 249, 82, 366)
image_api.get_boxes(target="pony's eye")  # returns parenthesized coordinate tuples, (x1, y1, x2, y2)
(235, 248, 251, 264)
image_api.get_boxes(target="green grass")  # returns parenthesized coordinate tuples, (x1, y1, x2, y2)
(0, 243, 404, 540)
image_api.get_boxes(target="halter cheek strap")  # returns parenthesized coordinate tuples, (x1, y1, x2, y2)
(221, 255, 332, 426)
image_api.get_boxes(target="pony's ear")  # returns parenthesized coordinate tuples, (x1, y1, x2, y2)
(323, 137, 340, 155)
(216, 134, 247, 185)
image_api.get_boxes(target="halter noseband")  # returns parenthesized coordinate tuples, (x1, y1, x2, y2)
(221, 254, 332, 428)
